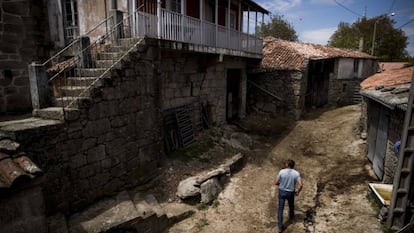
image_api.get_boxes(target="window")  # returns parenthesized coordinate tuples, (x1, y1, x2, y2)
(230, 10, 237, 29)
(171, 0, 181, 13)
(63, 0, 79, 41)
(353, 59, 360, 73)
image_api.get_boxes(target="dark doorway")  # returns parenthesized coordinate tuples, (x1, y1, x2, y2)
(226, 69, 242, 121)
(305, 59, 334, 108)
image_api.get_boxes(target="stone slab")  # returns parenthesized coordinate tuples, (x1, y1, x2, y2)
(68, 191, 139, 233)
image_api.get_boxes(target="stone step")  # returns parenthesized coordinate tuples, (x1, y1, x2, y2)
(0, 117, 62, 137)
(161, 202, 196, 222)
(60, 86, 89, 97)
(105, 45, 128, 53)
(33, 107, 80, 121)
(118, 37, 142, 47)
(95, 60, 116, 68)
(68, 191, 141, 233)
(98, 52, 124, 60)
(133, 193, 157, 219)
(66, 77, 97, 86)
(144, 194, 165, 217)
(54, 96, 92, 109)
(75, 68, 106, 77)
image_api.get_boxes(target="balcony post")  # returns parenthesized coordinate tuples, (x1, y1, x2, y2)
(238, 0, 241, 50)
(200, 0, 203, 44)
(157, 0, 161, 39)
(215, 0, 218, 47)
(247, 7, 250, 50)
(227, 0, 230, 48)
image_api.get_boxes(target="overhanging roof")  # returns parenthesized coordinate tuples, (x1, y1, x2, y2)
(242, 0, 270, 14)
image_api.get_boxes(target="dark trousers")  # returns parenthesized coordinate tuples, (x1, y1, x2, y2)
(278, 189, 295, 230)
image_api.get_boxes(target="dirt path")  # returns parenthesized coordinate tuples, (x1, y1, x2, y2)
(168, 105, 383, 233)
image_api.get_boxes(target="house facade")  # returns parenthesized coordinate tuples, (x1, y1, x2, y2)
(360, 67, 413, 181)
(248, 37, 378, 119)
(0, 0, 268, 226)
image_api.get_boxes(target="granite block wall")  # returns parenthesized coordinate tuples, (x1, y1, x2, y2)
(247, 70, 304, 119)
(0, 0, 50, 113)
(15, 46, 163, 214)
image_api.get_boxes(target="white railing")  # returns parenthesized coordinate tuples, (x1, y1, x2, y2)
(134, 9, 262, 55)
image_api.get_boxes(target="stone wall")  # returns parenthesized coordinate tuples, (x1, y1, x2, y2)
(383, 108, 405, 183)
(328, 78, 361, 106)
(159, 52, 247, 125)
(0, 184, 47, 233)
(0, 0, 50, 113)
(247, 70, 304, 119)
(16, 46, 163, 214)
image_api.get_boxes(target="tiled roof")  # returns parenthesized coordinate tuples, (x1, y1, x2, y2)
(0, 152, 42, 189)
(360, 67, 414, 90)
(259, 37, 375, 71)
(360, 67, 414, 111)
(379, 62, 408, 72)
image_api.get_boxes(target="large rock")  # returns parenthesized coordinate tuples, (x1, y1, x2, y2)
(223, 153, 244, 173)
(200, 178, 222, 204)
(196, 166, 229, 184)
(176, 176, 200, 199)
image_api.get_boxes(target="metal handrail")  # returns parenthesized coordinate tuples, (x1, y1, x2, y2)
(65, 12, 143, 108)
(42, 38, 80, 66)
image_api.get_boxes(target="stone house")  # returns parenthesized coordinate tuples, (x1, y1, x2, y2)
(248, 37, 378, 119)
(360, 67, 414, 181)
(0, 0, 268, 229)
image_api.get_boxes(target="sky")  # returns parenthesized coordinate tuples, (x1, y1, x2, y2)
(255, 0, 414, 56)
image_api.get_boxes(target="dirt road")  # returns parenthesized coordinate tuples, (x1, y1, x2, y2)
(168, 105, 383, 233)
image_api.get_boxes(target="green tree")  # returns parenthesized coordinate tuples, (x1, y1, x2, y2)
(328, 15, 408, 61)
(256, 15, 298, 41)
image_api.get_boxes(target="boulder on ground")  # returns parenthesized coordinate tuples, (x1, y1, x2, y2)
(200, 178, 222, 204)
(176, 176, 200, 199)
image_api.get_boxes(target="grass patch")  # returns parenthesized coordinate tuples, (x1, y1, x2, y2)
(194, 218, 209, 233)
(168, 138, 215, 162)
(197, 202, 209, 211)
(212, 199, 220, 208)
(366, 192, 381, 214)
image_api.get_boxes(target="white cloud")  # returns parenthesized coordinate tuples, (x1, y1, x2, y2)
(300, 27, 337, 45)
(259, 0, 302, 13)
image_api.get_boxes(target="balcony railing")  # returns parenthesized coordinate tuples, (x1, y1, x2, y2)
(134, 9, 263, 55)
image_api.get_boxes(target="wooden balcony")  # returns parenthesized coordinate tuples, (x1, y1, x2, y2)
(129, 9, 263, 58)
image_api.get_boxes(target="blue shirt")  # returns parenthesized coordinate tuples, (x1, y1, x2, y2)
(277, 168, 301, 192)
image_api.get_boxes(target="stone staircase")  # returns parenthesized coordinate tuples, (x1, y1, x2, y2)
(33, 38, 146, 121)
(64, 191, 196, 233)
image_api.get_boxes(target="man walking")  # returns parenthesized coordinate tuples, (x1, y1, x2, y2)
(275, 159, 303, 233)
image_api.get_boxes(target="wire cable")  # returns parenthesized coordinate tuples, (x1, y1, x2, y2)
(388, 0, 396, 15)
(333, 0, 363, 17)
(397, 18, 414, 29)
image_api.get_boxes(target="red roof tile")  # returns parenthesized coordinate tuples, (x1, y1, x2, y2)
(360, 67, 414, 90)
(0, 152, 42, 189)
(379, 62, 408, 71)
(259, 37, 375, 71)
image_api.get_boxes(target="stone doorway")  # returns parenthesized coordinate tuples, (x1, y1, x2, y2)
(226, 69, 242, 121)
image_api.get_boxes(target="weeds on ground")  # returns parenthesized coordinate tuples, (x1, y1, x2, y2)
(197, 202, 209, 211)
(194, 218, 209, 233)
(168, 138, 215, 163)
(212, 199, 220, 208)
(366, 193, 398, 233)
